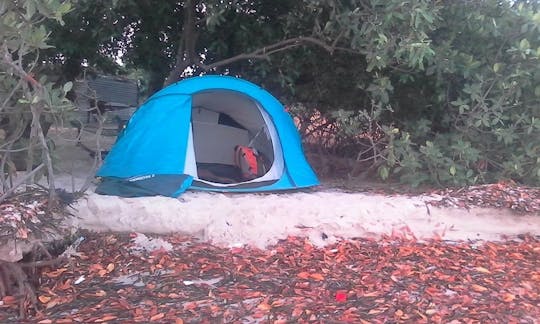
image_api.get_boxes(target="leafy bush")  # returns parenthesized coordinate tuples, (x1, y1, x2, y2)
(0, 0, 73, 198)
(288, 0, 540, 186)
(385, 1, 540, 186)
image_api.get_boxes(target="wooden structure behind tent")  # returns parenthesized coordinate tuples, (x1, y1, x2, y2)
(72, 74, 139, 133)
(71, 74, 139, 154)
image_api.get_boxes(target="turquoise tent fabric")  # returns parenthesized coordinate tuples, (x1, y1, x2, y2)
(96, 75, 319, 197)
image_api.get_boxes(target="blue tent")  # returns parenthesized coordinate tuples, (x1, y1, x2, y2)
(96, 75, 319, 197)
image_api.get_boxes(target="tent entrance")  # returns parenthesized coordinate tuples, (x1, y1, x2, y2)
(189, 90, 281, 185)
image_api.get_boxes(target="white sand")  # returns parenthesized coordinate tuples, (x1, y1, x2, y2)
(48, 127, 540, 249)
(71, 190, 540, 248)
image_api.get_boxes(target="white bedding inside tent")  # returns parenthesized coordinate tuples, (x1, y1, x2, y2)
(186, 90, 284, 186)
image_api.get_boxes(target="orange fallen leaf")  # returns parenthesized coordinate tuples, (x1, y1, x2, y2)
(38, 295, 51, 304)
(257, 302, 272, 311)
(183, 302, 197, 310)
(425, 309, 437, 315)
(471, 284, 488, 292)
(292, 308, 303, 317)
(46, 298, 62, 309)
(150, 313, 165, 321)
(474, 266, 491, 274)
(44, 268, 68, 278)
(297, 272, 310, 279)
(94, 290, 107, 297)
(56, 279, 73, 290)
(94, 315, 118, 322)
(362, 291, 379, 297)
(502, 293, 515, 302)
(106, 263, 115, 272)
(521, 281, 533, 290)
(309, 273, 325, 281)
(175, 319, 184, 324)
(368, 308, 386, 315)
(89, 263, 104, 272)
(230, 247, 244, 254)
(271, 299, 286, 307)
(1, 295, 17, 305)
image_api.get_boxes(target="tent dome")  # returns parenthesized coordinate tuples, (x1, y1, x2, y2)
(96, 75, 319, 197)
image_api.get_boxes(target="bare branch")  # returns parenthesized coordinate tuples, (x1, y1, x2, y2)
(0, 164, 44, 203)
(1, 44, 56, 201)
(19, 256, 66, 268)
(197, 36, 344, 72)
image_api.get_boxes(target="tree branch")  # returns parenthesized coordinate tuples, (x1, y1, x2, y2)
(1, 45, 56, 202)
(0, 164, 44, 203)
(197, 36, 343, 72)
(1, 45, 42, 91)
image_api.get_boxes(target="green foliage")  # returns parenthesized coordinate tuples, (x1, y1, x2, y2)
(288, 0, 540, 186)
(0, 0, 73, 193)
(385, 0, 540, 186)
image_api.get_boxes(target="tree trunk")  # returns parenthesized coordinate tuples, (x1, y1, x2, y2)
(163, 0, 198, 86)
